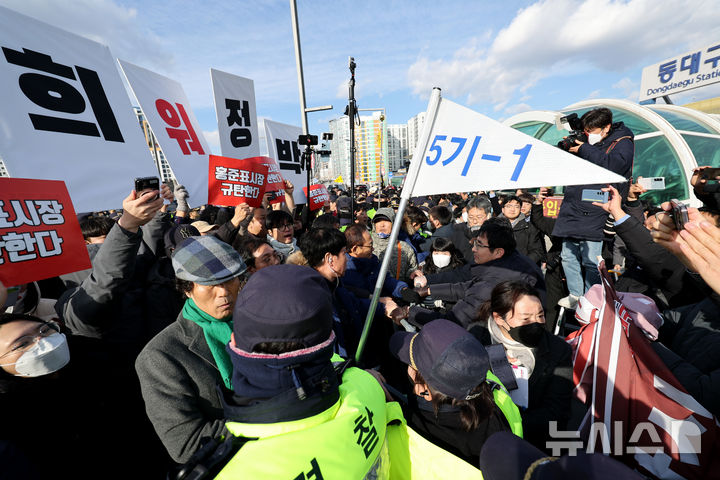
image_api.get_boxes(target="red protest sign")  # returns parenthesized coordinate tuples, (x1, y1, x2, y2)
(543, 196, 563, 218)
(256, 156, 286, 205)
(0, 178, 91, 286)
(208, 155, 268, 208)
(302, 184, 330, 211)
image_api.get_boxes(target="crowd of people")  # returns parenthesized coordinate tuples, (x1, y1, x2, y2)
(2, 107, 719, 479)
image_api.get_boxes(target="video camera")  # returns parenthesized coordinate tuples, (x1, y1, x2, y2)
(298, 134, 318, 146)
(556, 113, 587, 151)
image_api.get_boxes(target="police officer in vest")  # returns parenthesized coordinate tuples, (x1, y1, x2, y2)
(390, 319, 523, 466)
(174, 265, 493, 479)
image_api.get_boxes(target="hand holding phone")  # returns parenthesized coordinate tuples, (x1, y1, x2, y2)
(670, 199, 689, 231)
(581, 189, 609, 203)
(134, 176, 160, 201)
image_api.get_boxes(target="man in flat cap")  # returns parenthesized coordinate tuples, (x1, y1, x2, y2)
(136, 235, 248, 464)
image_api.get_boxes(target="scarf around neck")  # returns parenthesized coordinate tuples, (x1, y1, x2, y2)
(182, 298, 234, 389)
(487, 315, 536, 376)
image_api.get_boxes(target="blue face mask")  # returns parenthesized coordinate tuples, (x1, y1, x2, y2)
(377, 232, 390, 239)
(425, 220, 435, 232)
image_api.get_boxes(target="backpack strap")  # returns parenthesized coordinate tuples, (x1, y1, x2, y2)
(605, 135, 632, 154)
(485, 344, 518, 391)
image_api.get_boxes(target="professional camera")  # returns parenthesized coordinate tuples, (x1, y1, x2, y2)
(556, 113, 587, 151)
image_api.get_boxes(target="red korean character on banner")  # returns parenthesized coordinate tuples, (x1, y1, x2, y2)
(0, 178, 90, 286)
(155, 99, 205, 155)
(2, 47, 124, 142)
(302, 184, 330, 211)
(208, 155, 268, 208)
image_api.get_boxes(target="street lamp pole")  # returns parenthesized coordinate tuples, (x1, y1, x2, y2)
(290, 0, 308, 136)
(347, 57, 357, 220)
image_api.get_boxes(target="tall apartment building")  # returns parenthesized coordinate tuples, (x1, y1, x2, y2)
(407, 111, 426, 158)
(386, 124, 408, 173)
(0, 156, 9, 177)
(328, 116, 351, 182)
(328, 113, 388, 185)
(354, 112, 387, 184)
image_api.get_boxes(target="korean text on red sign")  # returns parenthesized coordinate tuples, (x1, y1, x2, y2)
(302, 184, 330, 211)
(0, 178, 90, 286)
(543, 196, 563, 218)
(208, 155, 268, 208)
(258, 156, 286, 205)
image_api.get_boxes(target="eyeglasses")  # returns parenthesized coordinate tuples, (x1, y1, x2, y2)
(472, 239, 491, 249)
(503, 203, 520, 210)
(277, 224, 293, 231)
(359, 243, 373, 249)
(0, 322, 60, 360)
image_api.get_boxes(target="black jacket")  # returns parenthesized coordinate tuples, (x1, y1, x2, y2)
(424, 223, 474, 263)
(410, 250, 546, 328)
(613, 213, 706, 309)
(508, 216, 544, 265)
(405, 396, 511, 466)
(552, 122, 634, 241)
(653, 293, 720, 417)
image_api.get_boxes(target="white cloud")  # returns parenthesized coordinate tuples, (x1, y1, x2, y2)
(503, 102, 533, 116)
(611, 77, 638, 101)
(587, 89, 602, 99)
(1, 0, 172, 69)
(202, 130, 220, 155)
(408, 0, 720, 110)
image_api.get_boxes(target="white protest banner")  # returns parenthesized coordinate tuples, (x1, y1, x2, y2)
(262, 119, 306, 204)
(0, 5, 155, 213)
(356, 88, 626, 364)
(405, 93, 626, 197)
(211, 69, 260, 159)
(119, 60, 209, 205)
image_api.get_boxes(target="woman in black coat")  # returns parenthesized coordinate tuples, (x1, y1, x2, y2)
(471, 281, 573, 450)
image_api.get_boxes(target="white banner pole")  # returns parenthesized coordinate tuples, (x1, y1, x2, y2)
(355, 87, 442, 364)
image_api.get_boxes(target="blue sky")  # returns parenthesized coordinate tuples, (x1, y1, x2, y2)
(4, 0, 720, 153)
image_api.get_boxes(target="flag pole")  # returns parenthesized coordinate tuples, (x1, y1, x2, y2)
(355, 87, 442, 364)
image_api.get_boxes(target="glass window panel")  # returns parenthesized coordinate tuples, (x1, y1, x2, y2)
(681, 134, 720, 167)
(649, 109, 716, 134)
(537, 124, 568, 146)
(510, 121, 546, 137)
(633, 135, 688, 204)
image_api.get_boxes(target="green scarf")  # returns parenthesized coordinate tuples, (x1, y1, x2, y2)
(182, 298, 234, 389)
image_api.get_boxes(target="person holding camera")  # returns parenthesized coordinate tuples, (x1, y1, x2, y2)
(553, 107, 634, 309)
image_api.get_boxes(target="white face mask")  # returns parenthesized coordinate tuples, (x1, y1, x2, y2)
(1, 333, 70, 377)
(432, 253, 452, 268)
(461, 212, 468, 223)
(587, 133, 603, 145)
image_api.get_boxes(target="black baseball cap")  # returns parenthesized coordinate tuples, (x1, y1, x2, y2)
(389, 319, 490, 400)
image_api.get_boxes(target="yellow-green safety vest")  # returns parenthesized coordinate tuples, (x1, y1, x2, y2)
(486, 371, 524, 438)
(215, 367, 487, 479)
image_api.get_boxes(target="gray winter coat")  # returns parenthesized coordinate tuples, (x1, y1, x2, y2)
(135, 312, 227, 463)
